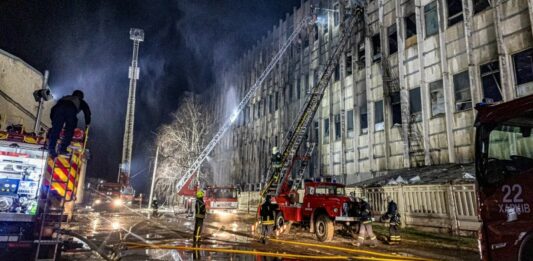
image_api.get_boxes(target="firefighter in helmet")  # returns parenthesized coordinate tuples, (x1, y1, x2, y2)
(193, 190, 206, 244)
(381, 196, 401, 244)
(260, 195, 276, 244)
(271, 147, 282, 182)
(151, 196, 159, 217)
(354, 196, 377, 247)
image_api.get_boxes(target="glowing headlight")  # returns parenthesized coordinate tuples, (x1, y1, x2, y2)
(112, 221, 120, 230)
(94, 199, 102, 205)
(112, 198, 123, 207)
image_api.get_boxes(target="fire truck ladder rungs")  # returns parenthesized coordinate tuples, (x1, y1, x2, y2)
(290, 143, 316, 191)
(174, 15, 313, 195)
(261, 6, 363, 198)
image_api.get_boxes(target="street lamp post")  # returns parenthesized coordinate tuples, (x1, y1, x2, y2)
(148, 143, 159, 208)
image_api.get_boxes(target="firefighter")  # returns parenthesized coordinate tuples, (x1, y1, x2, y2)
(193, 190, 206, 243)
(271, 147, 282, 182)
(260, 195, 276, 244)
(48, 90, 91, 158)
(381, 196, 401, 244)
(151, 196, 159, 217)
(354, 196, 377, 247)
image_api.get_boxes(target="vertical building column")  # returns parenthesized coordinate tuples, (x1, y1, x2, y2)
(395, 0, 410, 168)
(352, 25, 361, 177)
(491, 0, 514, 101)
(463, 0, 482, 105)
(437, 0, 456, 163)
(339, 3, 348, 181)
(414, 0, 432, 165)
(378, 0, 392, 170)
(365, 30, 375, 172)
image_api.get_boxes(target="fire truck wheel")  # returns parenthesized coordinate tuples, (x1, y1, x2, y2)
(315, 215, 334, 242)
(519, 234, 533, 261)
(275, 212, 285, 230)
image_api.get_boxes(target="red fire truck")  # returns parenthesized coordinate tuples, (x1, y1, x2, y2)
(204, 186, 238, 214)
(474, 94, 533, 261)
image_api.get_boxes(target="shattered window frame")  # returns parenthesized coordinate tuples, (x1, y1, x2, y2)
(388, 24, 398, 55)
(424, 1, 439, 38)
(513, 48, 533, 97)
(405, 13, 417, 39)
(374, 100, 384, 132)
(480, 61, 502, 102)
(453, 71, 472, 111)
(346, 50, 353, 76)
(409, 87, 422, 122)
(473, 0, 491, 14)
(372, 33, 381, 62)
(429, 80, 445, 117)
(391, 92, 402, 126)
(334, 113, 341, 140)
(447, 0, 464, 26)
(360, 101, 368, 134)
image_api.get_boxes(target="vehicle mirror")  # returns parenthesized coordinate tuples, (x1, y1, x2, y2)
(520, 127, 531, 138)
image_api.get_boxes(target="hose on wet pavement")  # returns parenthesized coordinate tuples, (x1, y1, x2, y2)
(124, 241, 420, 260)
(61, 229, 115, 261)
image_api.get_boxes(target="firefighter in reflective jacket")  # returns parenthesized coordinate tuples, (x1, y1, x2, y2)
(381, 196, 401, 244)
(260, 195, 276, 244)
(271, 147, 282, 182)
(193, 190, 206, 243)
(354, 196, 377, 247)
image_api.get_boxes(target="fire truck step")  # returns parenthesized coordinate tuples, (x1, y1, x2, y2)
(34, 239, 61, 245)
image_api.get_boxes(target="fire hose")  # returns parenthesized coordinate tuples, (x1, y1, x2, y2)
(61, 229, 115, 261)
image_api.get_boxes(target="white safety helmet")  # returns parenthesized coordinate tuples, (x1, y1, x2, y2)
(272, 147, 279, 154)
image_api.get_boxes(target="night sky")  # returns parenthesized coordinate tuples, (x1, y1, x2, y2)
(0, 0, 301, 193)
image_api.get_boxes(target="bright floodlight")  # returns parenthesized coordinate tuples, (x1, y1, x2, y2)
(129, 28, 145, 42)
(229, 110, 239, 124)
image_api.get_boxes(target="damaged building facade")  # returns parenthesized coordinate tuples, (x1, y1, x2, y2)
(211, 0, 533, 187)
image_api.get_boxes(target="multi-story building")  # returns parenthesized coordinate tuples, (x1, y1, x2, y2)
(211, 0, 533, 187)
(0, 49, 52, 131)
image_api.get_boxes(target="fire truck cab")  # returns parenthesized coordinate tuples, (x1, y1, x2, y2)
(475, 94, 533, 260)
(204, 186, 238, 214)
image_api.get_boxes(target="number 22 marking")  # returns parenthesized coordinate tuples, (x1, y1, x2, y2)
(502, 184, 524, 203)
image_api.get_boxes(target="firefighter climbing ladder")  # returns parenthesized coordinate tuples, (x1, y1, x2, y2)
(261, 6, 364, 198)
(173, 15, 314, 195)
(34, 131, 88, 261)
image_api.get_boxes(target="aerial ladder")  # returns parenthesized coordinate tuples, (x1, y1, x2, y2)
(172, 13, 316, 195)
(261, 4, 364, 198)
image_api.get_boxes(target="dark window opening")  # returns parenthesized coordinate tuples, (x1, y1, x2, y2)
(409, 87, 422, 122)
(388, 24, 398, 55)
(474, 0, 490, 14)
(447, 0, 464, 26)
(405, 13, 417, 38)
(514, 48, 533, 85)
(314, 24, 319, 41)
(424, 1, 439, 37)
(480, 61, 502, 102)
(430, 80, 445, 117)
(334, 65, 340, 82)
(453, 71, 472, 111)
(314, 121, 319, 142)
(358, 43, 366, 65)
(372, 34, 381, 61)
(269, 94, 273, 113)
(296, 78, 301, 99)
(347, 109, 354, 137)
(346, 51, 353, 76)
(305, 74, 310, 93)
(334, 4, 340, 26)
(323, 118, 330, 143)
(360, 103, 368, 134)
(334, 114, 341, 140)
(375, 100, 384, 131)
(275, 92, 279, 110)
(391, 92, 402, 125)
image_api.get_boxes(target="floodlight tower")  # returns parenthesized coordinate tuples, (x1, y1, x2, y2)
(119, 28, 144, 186)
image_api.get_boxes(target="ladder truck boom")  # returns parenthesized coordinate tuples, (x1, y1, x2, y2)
(262, 5, 363, 198)
(174, 16, 313, 194)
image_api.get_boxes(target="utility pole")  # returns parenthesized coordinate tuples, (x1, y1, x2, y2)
(119, 28, 144, 186)
(148, 143, 159, 207)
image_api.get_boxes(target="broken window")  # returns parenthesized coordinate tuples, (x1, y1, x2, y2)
(358, 42, 366, 65)
(388, 24, 398, 55)
(323, 118, 330, 143)
(347, 109, 354, 138)
(346, 51, 353, 76)
(447, 0, 463, 26)
(409, 87, 422, 122)
(372, 34, 381, 61)
(430, 80, 445, 117)
(335, 114, 341, 140)
(474, 0, 490, 14)
(513, 48, 533, 97)
(480, 61, 502, 102)
(405, 13, 417, 38)
(391, 92, 402, 125)
(334, 65, 340, 82)
(360, 97, 368, 134)
(453, 71, 472, 111)
(424, 1, 439, 37)
(375, 100, 384, 131)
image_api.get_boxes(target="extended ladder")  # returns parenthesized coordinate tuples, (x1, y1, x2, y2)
(173, 15, 314, 195)
(261, 5, 364, 198)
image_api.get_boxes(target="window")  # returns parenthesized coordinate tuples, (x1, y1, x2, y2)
(360, 102, 368, 134)
(323, 118, 330, 143)
(314, 121, 319, 142)
(347, 109, 354, 137)
(405, 13, 417, 39)
(334, 65, 340, 82)
(296, 78, 301, 99)
(480, 61, 502, 102)
(333, 114, 341, 140)
(391, 92, 402, 125)
(334, 4, 340, 26)
(424, 1, 439, 37)
(409, 87, 422, 122)
(388, 24, 398, 55)
(269, 94, 273, 113)
(372, 34, 381, 61)
(358, 43, 365, 65)
(375, 100, 384, 131)
(305, 74, 310, 93)
(514, 48, 533, 96)
(275, 92, 279, 110)
(454, 71, 472, 111)
(447, 0, 464, 26)
(314, 24, 319, 41)
(346, 51, 353, 76)
(474, 0, 490, 14)
(430, 80, 445, 116)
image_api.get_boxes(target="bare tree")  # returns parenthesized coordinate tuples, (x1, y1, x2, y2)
(153, 94, 214, 205)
